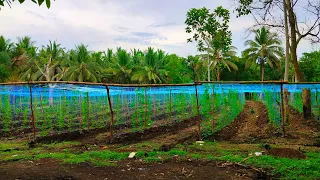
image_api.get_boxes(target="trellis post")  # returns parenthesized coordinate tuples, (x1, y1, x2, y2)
(29, 84, 36, 141)
(280, 82, 286, 137)
(105, 84, 114, 138)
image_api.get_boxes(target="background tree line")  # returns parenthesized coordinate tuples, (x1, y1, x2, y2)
(0, 34, 318, 84)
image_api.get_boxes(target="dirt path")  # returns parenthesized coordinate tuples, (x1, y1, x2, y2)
(214, 101, 273, 142)
(0, 159, 270, 180)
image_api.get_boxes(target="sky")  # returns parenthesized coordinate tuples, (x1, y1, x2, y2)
(0, 0, 319, 58)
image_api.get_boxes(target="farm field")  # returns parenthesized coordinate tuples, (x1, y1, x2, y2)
(1, 0, 320, 179)
(0, 83, 320, 180)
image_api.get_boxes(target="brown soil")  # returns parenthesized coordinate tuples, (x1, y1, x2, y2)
(285, 106, 319, 142)
(265, 148, 306, 159)
(213, 101, 274, 142)
(83, 116, 200, 146)
(213, 101, 319, 145)
(0, 159, 271, 180)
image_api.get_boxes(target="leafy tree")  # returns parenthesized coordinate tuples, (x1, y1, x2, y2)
(236, 0, 320, 83)
(186, 55, 205, 82)
(220, 56, 259, 81)
(165, 54, 193, 83)
(185, 6, 232, 81)
(299, 51, 320, 82)
(243, 27, 284, 81)
(0, 0, 53, 9)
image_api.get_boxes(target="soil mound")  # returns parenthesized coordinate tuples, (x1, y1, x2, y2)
(266, 148, 306, 159)
(213, 101, 274, 142)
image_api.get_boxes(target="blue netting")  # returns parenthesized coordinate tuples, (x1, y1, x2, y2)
(0, 83, 319, 137)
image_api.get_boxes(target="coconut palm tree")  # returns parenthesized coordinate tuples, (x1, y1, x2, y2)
(105, 48, 132, 83)
(12, 36, 37, 66)
(0, 35, 13, 65)
(131, 47, 168, 84)
(243, 27, 284, 81)
(131, 48, 144, 65)
(20, 40, 66, 81)
(199, 40, 238, 81)
(64, 44, 102, 82)
(0, 36, 13, 82)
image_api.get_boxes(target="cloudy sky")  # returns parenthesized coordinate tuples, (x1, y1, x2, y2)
(0, 0, 318, 57)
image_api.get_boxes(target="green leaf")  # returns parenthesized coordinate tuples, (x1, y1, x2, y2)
(38, 0, 44, 6)
(18, 0, 25, 4)
(0, 1, 4, 6)
(31, 0, 37, 3)
(46, 0, 50, 8)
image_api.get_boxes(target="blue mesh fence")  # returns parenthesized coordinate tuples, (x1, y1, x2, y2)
(0, 82, 319, 138)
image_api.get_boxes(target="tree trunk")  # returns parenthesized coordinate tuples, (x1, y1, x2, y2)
(212, 67, 215, 81)
(283, 0, 290, 124)
(302, 89, 312, 119)
(261, 56, 265, 81)
(283, 0, 290, 82)
(286, 0, 312, 119)
(217, 67, 221, 81)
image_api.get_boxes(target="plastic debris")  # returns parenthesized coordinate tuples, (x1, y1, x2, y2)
(196, 141, 205, 144)
(128, 152, 137, 158)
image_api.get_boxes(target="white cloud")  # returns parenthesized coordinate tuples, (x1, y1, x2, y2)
(0, 0, 317, 58)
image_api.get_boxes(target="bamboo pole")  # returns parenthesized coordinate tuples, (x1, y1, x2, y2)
(135, 92, 138, 127)
(194, 83, 201, 140)
(316, 89, 319, 120)
(79, 94, 83, 128)
(280, 83, 286, 136)
(86, 92, 90, 129)
(39, 94, 47, 133)
(1, 80, 320, 87)
(0, 81, 201, 87)
(144, 87, 148, 128)
(211, 85, 215, 131)
(29, 84, 36, 141)
(169, 89, 173, 124)
(105, 85, 114, 138)
(126, 94, 130, 128)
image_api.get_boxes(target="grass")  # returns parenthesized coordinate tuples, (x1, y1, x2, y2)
(0, 141, 27, 151)
(0, 139, 319, 179)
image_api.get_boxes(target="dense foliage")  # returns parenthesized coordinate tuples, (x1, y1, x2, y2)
(0, 34, 318, 83)
(299, 51, 320, 82)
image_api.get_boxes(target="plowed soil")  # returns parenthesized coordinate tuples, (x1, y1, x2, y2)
(213, 100, 319, 145)
(214, 101, 275, 142)
(0, 159, 271, 180)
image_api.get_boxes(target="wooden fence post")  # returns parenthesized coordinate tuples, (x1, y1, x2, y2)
(39, 94, 47, 133)
(105, 85, 114, 138)
(144, 87, 148, 128)
(169, 89, 173, 124)
(211, 85, 215, 131)
(280, 83, 286, 137)
(29, 84, 36, 141)
(316, 89, 319, 120)
(86, 92, 90, 129)
(194, 82, 201, 140)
